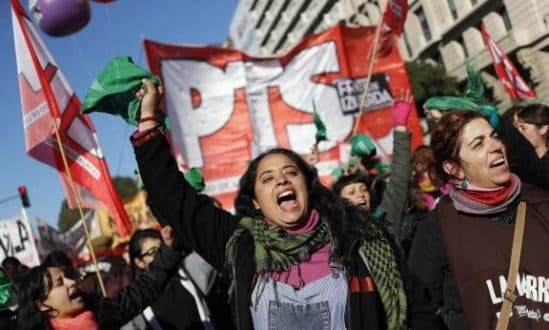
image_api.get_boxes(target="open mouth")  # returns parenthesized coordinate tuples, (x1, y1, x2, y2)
(489, 158, 506, 168)
(357, 201, 368, 208)
(69, 290, 82, 301)
(277, 190, 298, 211)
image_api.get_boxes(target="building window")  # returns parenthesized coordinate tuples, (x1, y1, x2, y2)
(403, 32, 413, 57)
(448, 0, 458, 20)
(434, 52, 444, 67)
(415, 7, 432, 41)
(499, 7, 512, 31)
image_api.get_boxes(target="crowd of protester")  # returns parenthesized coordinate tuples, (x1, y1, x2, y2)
(1, 75, 548, 329)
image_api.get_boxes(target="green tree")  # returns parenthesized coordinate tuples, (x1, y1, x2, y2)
(57, 176, 138, 232)
(405, 61, 460, 114)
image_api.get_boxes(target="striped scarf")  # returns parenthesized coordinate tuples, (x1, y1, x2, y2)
(360, 226, 408, 330)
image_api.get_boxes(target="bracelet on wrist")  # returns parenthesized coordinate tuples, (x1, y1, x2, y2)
(139, 115, 159, 124)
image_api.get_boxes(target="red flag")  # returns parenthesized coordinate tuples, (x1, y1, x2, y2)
(11, 0, 132, 236)
(480, 23, 536, 101)
(383, 0, 408, 36)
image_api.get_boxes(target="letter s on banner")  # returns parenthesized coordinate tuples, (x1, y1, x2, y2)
(144, 24, 423, 210)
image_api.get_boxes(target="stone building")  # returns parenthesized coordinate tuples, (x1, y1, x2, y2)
(227, 0, 549, 109)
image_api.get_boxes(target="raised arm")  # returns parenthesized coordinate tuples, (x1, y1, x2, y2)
(132, 79, 240, 270)
(101, 244, 182, 326)
(379, 90, 412, 237)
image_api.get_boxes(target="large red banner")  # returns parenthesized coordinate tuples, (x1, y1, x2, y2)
(144, 24, 422, 210)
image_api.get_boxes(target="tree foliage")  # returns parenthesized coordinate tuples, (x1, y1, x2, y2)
(405, 61, 460, 115)
(57, 176, 138, 232)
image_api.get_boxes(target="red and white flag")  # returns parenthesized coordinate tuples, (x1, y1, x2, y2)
(374, 0, 409, 58)
(383, 0, 408, 36)
(10, 0, 132, 236)
(480, 23, 536, 101)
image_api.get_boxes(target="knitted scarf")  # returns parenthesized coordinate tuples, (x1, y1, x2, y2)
(226, 213, 408, 329)
(449, 174, 521, 215)
(226, 216, 331, 275)
(360, 225, 408, 330)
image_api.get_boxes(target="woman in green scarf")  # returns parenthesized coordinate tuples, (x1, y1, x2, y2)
(131, 79, 438, 330)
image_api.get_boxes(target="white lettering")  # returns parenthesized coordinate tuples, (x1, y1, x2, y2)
(487, 279, 502, 304)
(276, 42, 351, 153)
(161, 59, 246, 168)
(539, 277, 549, 303)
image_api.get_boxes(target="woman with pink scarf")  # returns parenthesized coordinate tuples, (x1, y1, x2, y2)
(409, 110, 549, 329)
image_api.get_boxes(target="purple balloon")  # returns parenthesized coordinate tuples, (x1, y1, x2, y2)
(29, 0, 91, 37)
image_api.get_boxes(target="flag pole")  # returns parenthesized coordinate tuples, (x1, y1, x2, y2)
(51, 119, 107, 298)
(352, 12, 386, 136)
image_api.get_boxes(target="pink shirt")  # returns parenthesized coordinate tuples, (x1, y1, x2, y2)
(264, 209, 334, 288)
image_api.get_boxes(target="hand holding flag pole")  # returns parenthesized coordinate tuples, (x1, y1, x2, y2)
(52, 119, 107, 297)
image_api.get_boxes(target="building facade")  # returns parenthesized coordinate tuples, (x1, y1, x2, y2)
(227, 0, 549, 109)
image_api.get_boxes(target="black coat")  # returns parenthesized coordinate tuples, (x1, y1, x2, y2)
(93, 245, 182, 329)
(133, 133, 439, 330)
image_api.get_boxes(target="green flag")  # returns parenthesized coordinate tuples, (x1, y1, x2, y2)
(350, 134, 376, 158)
(82, 56, 163, 127)
(184, 167, 205, 192)
(464, 60, 484, 103)
(312, 100, 327, 144)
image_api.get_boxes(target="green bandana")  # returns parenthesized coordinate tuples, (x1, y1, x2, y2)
(81, 56, 164, 127)
(350, 134, 376, 158)
(423, 96, 481, 112)
(312, 101, 327, 144)
(0, 269, 11, 307)
(226, 216, 331, 274)
(360, 226, 408, 330)
(184, 167, 205, 192)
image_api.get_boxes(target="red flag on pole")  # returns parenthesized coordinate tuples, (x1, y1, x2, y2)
(383, 0, 408, 36)
(11, 0, 132, 236)
(480, 23, 536, 101)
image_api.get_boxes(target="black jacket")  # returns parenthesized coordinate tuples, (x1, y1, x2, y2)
(93, 244, 182, 329)
(133, 133, 439, 330)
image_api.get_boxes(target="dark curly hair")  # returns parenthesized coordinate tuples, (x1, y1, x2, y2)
(430, 110, 487, 181)
(234, 148, 383, 258)
(16, 265, 52, 330)
(128, 228, 162, 279)
(331, 173, 371, 197)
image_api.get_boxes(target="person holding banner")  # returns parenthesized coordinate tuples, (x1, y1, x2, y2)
(16, 226, 182, 330)
(409, 110, 549, 329)
(131, 78, 438, 330)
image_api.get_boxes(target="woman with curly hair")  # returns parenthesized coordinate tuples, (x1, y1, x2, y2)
(129, 79, 438, 330)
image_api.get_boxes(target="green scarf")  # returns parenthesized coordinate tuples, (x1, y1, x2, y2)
(360, 226, 408, 330)
(225, 215, 408, 329)
(226, 216, 331, 274)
